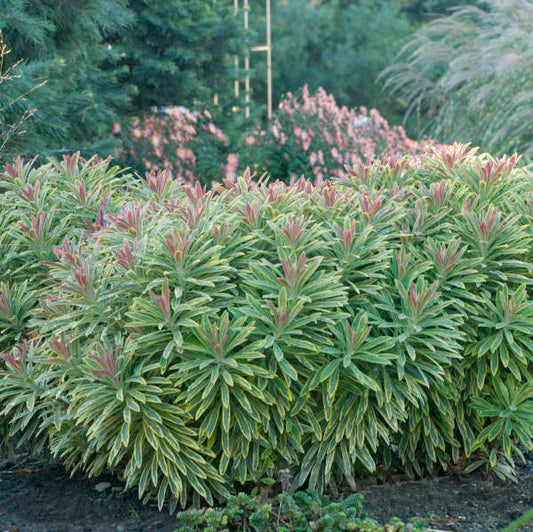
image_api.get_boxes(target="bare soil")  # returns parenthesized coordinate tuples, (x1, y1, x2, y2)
(359, 461, 533, 532)
(0, 457, 531, 532)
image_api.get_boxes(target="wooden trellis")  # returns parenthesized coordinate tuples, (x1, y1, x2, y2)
(234, 0, 272, 119)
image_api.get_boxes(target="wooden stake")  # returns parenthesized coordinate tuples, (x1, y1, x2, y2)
(266, 0, 272, 119)
(234, 0, 240, 98)
(244, 0, 250, 118)
(234, 0, 273, 119)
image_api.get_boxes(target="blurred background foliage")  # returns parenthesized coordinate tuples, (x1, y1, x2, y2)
(0, 0, 531, 163)
(0, 0, 243, 159)
(0, 0, 135, 157)
(381, 0, 533, 158)
(251, 0, 471, 123)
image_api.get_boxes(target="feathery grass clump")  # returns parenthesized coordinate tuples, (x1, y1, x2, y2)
(382, 1, 533, 159)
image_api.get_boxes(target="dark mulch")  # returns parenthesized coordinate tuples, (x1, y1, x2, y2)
(0, 461, 179, 532)
(359, 458, 533, 532)
(0, 456, 532, 532)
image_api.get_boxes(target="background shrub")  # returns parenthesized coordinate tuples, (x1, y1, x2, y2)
(123, 87, 438, 185)
(238, 86, 438, 183)
(119, 108, 229, 184)
(3, 0, 515, 166)
(0, 146, 532, 508)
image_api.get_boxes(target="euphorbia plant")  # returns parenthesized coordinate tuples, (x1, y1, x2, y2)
(0, 146, 531, 510)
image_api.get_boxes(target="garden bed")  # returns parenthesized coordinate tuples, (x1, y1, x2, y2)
(0, 457, 531, 531)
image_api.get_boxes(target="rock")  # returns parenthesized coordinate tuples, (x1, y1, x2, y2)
(146, 520, 165, 530)
(95, 481, 112, 493)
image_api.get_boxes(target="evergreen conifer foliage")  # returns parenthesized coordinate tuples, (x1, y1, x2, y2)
(0, 0, 134, 159)
(118, 0, 242, 114)
(0, 0, 242, 159)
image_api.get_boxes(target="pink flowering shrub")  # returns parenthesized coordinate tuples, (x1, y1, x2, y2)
(119, 108, 228, 183)
(222, 152, 240, 181)
(118, 87, 440, 185)
(239, 86, 439, 183)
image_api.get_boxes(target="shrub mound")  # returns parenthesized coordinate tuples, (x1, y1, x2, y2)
(239, 86, 438, 183)
(118, 108, 229, 184)
(120, 86, 438, 185)
(0, 147, 532, 510)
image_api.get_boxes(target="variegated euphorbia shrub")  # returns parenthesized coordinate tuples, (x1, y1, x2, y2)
(0, 145, 532, 510)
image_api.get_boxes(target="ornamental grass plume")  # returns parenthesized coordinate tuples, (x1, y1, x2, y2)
(381, 0, 533, 159)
